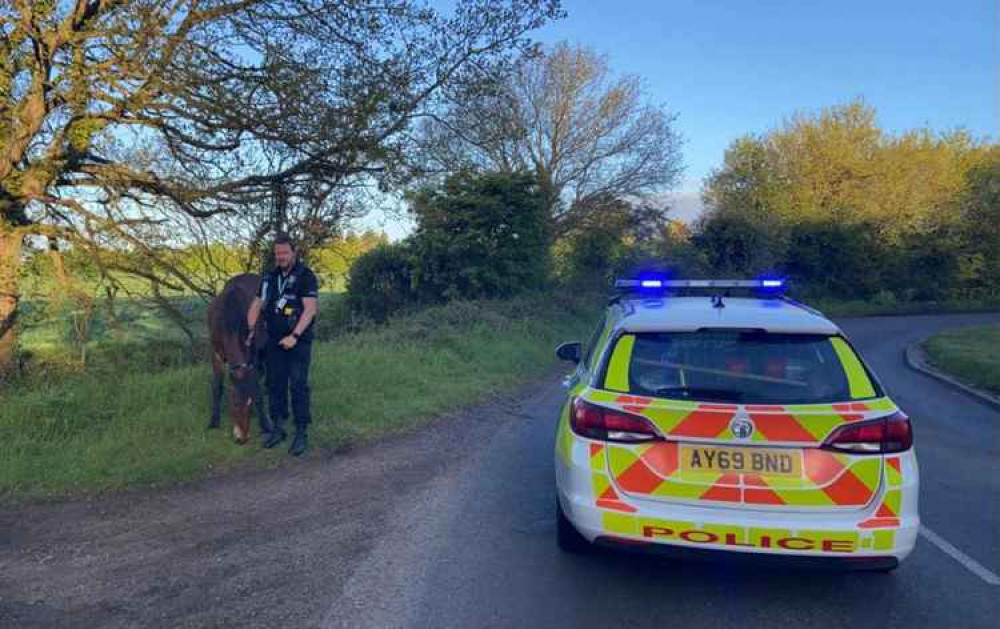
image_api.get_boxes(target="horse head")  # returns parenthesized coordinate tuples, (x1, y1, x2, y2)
(227, 360, 256, 443)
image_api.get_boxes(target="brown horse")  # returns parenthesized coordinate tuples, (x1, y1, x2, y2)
(208, 273, 272, 444)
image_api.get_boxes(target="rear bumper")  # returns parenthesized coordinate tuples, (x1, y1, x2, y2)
(556, 441, 920, 564)
(592, 535, 900, 571)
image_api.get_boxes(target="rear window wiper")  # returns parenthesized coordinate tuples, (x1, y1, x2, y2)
(650, 386, 744, 402)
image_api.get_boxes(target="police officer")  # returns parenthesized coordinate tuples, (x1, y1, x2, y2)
(246, 233, 319, 456)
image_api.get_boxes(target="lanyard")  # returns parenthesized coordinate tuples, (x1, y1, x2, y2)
(277, 270, 292, 296)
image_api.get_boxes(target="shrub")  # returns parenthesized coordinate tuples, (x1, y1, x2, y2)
(345, 243, 416, 322)
(408, 171, 550, 302)
(692, 209, 786, 276)
(784, 220, 886, 300)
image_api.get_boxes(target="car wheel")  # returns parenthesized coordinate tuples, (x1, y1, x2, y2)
(556, 497, 591, 554)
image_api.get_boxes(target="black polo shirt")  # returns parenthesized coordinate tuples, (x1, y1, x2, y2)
(259, 260, 319, 343)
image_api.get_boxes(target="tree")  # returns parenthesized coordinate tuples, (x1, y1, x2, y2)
(417, 41, 683, 234)
(554, 193, 671, 287)
(408, 171, 549, 301)
(0, 0, 562, 373)
(953, 146, 1000, 298)
(698, 100, 994, 296)
(698, 137, 786, 274)
(311, 230, 388, 291)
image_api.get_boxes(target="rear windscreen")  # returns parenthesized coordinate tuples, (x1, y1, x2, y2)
(603, 330, 878, 404)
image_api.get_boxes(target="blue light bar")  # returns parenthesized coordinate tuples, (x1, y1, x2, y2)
(614, 278, 787, 290)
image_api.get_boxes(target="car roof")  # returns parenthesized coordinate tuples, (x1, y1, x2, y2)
(612, 296, 841, 335)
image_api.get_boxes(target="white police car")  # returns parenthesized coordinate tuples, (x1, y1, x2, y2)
(554, 279, 918, 570)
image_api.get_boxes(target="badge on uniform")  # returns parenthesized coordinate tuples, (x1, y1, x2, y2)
(283, 306, 294, 316)
(275, 296, 287, 313)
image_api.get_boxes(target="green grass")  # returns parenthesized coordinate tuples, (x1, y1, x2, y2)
(923, 325, 1000, 396)
(0, 292, 599, 500)
(805, 297, 1000, 318)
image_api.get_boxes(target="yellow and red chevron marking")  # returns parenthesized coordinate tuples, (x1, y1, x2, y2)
(581, 390, 899, 446)
(602, 441, 880, 508)
(596, 484, 637, 513)
(859, 456, 903, 528)
(589, 443, 605, 470)
(743, 474, 785, 505)
(617, 394, 654, 415)
(668, 404, 739, 439)
(591, 444, 637, 513)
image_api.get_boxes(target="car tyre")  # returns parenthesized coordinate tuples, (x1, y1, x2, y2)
(556, 497, 591, 554)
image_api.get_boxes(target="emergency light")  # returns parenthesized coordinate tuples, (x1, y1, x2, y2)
(615, 278, 786, 290)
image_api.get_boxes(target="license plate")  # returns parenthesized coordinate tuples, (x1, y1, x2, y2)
(680, 445, 802, 478)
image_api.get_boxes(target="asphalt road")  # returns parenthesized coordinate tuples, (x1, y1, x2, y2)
(329, 313, 1000, 629)
(2, 313, 997, 628)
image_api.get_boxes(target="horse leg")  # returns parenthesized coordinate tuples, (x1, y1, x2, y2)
(253, 373, 273, 436)
(208, 354, 224, 429)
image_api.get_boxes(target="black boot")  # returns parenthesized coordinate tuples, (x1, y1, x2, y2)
(258, 413, 274, 438)
(264, 425, 287, 449)
(288, 427, 308, 457)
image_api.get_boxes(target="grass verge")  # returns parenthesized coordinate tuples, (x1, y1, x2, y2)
(0, 292, 599, 500)
(922, 325, 1000, 397)
(806, 297, 1000, 318)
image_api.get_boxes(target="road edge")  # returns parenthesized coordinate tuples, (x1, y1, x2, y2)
(904, 341, 1000, 411)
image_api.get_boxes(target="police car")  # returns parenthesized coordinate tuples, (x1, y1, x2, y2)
(554, 279, 918, 570)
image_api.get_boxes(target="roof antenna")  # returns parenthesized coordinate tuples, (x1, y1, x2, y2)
(712, 294, 725, 309)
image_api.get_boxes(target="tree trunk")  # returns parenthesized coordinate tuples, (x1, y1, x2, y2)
(0, 227, 23, 377)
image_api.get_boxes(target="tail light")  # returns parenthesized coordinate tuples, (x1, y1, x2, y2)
(821, 412, 913, 454)
(571, 398, 662, 443)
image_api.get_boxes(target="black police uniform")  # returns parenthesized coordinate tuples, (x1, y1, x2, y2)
(258, 259, 318, 441)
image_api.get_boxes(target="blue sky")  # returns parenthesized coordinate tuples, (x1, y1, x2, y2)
(534, 0, 997, 220)
(367, 0, 997, 235)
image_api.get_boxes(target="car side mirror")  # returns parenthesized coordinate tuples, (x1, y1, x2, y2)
(555, 341, 582, 364)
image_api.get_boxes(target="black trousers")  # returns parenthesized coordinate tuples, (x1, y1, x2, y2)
(266, 340, 312, 429)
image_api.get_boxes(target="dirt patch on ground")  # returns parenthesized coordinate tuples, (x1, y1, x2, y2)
(0, 374, 560, 628)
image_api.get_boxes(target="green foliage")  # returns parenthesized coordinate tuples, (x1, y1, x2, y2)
(557, 203, 633, 287)
(408, 171, 551, 301)
(344, 172, 553, 320)
(692, 209, 784, 276)
(784, 220, 884, 299)
(614, 221, 709, 282)
(552, 196, 698, 290)
(311, 231, 388, 292)
(345, 243, 417, 322)
(695, 100, 997, 300)
(954, 148, 1000, 298)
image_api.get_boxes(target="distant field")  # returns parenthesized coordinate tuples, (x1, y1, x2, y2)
(923, 325, 1000, 396)
(0, 292, 599, 500)
(16, 292, 349, 379)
